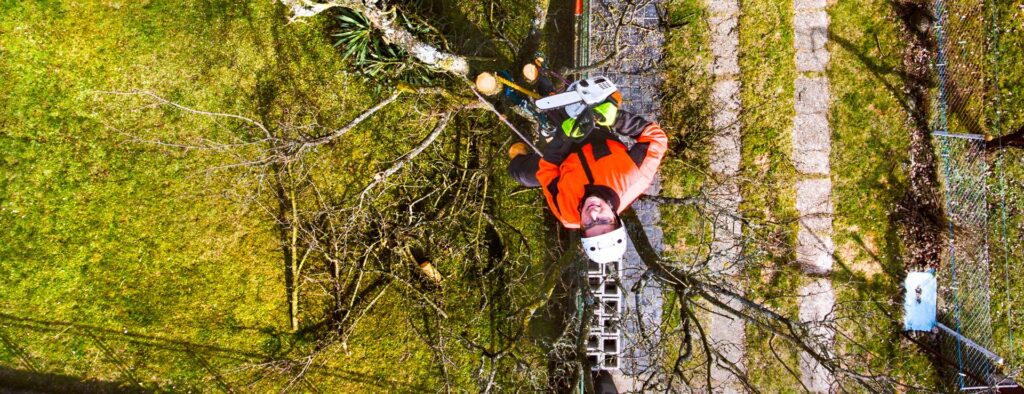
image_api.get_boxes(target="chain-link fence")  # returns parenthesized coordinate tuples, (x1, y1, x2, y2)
(932, 0, 1019, 390)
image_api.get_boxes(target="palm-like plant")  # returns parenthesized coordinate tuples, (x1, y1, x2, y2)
(333, 9, 373, 64)
(332, 8, 436, 85)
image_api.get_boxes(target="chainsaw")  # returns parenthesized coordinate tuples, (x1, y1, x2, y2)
(535, 76, 617, 113)
(474, 69, 619, 143)
(535, 76, 619, 140)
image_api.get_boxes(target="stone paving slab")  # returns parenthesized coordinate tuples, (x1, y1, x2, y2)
(795, 77, 830, 114)
(793, 113, 832, 174)
(711, 133, 742, 176)
(798, 278, 837, 392)
(796, 228, 835, 275)
(798, 278, 836, 322)
(704, 0, 746, 388)
(708, 0, 740, 15)
(794, 9, 830, 73)
(711, 80, 742, 176)
(709, 299, 746, 389)
(795, 178, 833, 216)
(710, 211, 743, 273)
(710, 240, 743, 275)
(794, 11, 829, 51)
(793, 113, 831, 148)
(709, 15, 741, 76)
(794, 158, 830, 177)
(711, 102, 740, 131)
(589, 0, 665, 381)
(795, 178, 834, 274)
(794, 150, 830, 176)
(712, 79, 742, 113)
(796, 51, 830, 73)
(800, 212, 834, 237)
(792, 0, 836, 389)
(794, 0, 827, 12)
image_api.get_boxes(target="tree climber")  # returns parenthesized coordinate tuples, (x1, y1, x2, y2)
(507, 77, 668, 263)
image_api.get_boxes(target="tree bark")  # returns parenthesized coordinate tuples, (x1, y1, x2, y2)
(279, 0, 470, 76)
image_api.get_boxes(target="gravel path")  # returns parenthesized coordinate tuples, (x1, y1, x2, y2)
(792, 0, 837, 390)
(704, 0, 746, 390)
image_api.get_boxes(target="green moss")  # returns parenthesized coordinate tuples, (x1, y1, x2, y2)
(982, 0, 1024, 365)
(0, 0, 545, 390)
(660, 0, 715, 260)
(827, 0, 937, 387)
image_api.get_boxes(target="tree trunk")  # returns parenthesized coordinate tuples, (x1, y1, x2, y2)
(288, 187, 300, 332)
(279, 0, 470, 76)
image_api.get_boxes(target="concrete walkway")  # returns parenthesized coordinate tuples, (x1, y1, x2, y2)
(792, 0, 837, 390)
(705, 0, 746, 390)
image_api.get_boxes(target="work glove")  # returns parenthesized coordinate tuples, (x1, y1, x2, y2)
(508, 142, 528, 159)
(610, 110, 651, 138)
(562, 93, 622, 138)
(542, 132, 573, 164)
(560, 115, 590, 139)
(559, 101, 619, 139)
(594, 91, 622, 127)
(537, 111, 574, 165)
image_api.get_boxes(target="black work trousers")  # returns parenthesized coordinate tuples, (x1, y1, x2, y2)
(508, 153, 541, 187)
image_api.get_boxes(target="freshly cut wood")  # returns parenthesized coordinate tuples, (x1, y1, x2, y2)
(475, 72, 501, 96)
(522, 63, 539, 83)
(418, 261, 443, 284)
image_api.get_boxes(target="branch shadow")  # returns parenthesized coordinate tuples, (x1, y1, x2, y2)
(0, 366, 154, 394)
(829, 31, 909, 114)
(0, 313, 426, 391)
(394, 0, 514, 70)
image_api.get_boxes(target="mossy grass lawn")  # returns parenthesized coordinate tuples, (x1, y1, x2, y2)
(0, 1, 500, 390)
(827, 0, 939, 385)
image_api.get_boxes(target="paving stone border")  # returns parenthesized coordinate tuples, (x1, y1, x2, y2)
(792, 0, 837, 390)
(704, 0, 746, 390)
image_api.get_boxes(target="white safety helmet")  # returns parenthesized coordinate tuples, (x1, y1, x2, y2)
(581, 226, 628, 263)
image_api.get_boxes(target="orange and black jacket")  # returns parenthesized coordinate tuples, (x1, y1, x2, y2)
(536, 111, 668, 229)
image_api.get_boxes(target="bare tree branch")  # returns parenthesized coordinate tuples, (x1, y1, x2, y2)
(97, 89, 273, 140)
(295, 91, 403, 153)
(469, 88, 543, 156)
(360, 110, 454, 198)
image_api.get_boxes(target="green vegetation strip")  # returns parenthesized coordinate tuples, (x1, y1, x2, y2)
(827, 0, 937, 387)
(0, 0, 548, 390)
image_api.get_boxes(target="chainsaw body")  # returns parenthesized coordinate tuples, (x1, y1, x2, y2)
(535, 76, 617, 114)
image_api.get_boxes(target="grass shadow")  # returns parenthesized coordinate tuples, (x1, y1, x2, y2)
(829, 31, 908, 114)
(0, 366, 154, 394)
(0, 313, 425, 391)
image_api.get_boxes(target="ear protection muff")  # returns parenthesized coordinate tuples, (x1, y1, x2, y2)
(593, 102, 618, 127)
